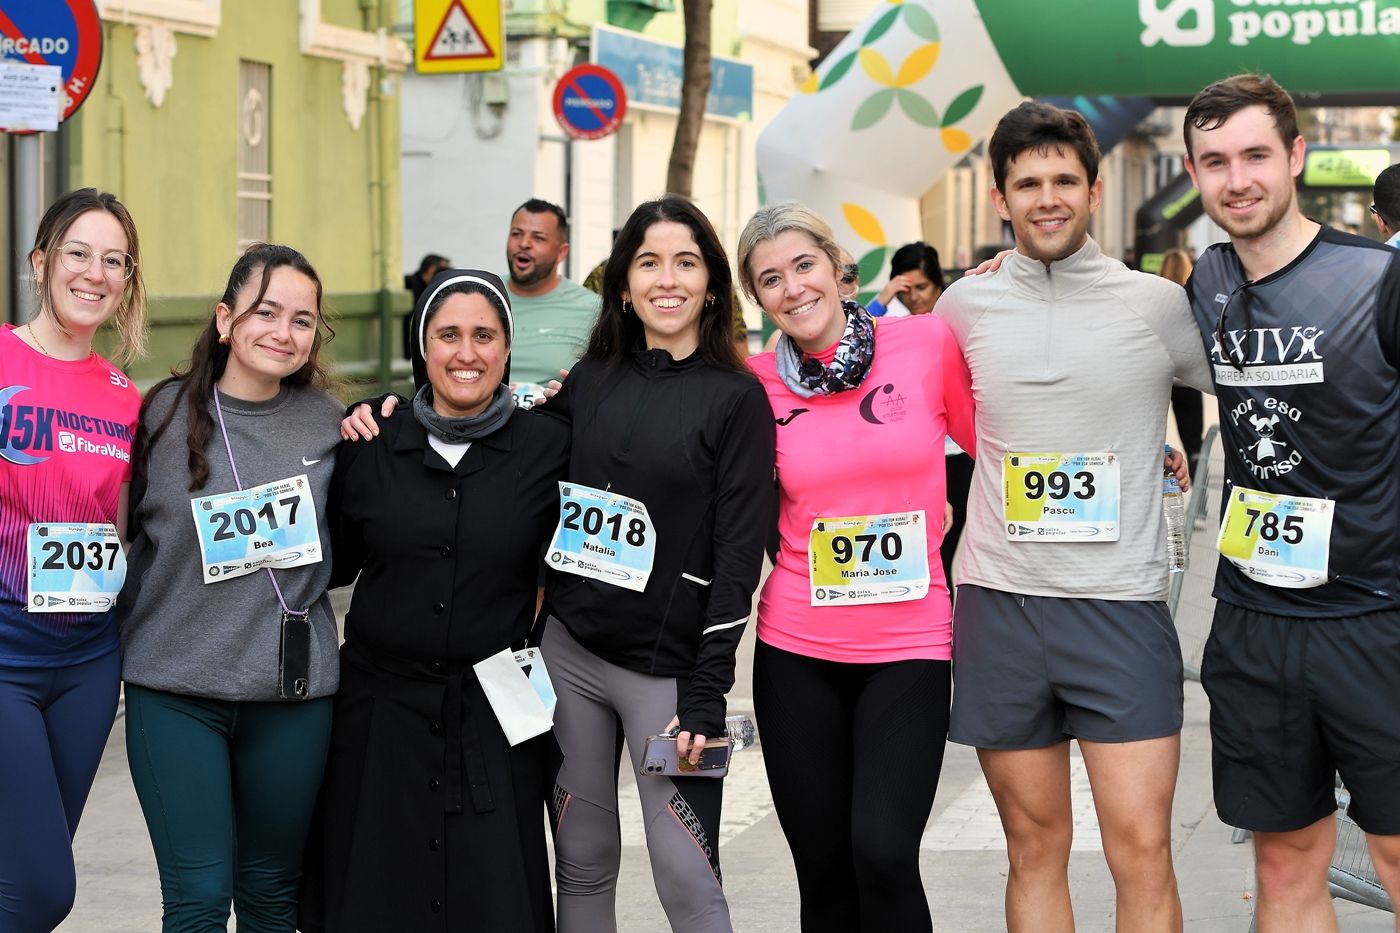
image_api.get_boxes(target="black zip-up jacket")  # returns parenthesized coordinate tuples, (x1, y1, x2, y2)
(542, 347, 776, 737)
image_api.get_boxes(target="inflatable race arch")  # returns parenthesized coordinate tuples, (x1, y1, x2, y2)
(756, 0, 1400, 287)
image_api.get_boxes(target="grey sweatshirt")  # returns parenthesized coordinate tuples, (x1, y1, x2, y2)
(119, 382, 343, 700)
(936, 237, 1213, 601)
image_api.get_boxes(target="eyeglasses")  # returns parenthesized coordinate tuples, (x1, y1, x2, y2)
(1213, 280, 1253, 372)
(57, 242, 136, 281)
(1370, 204, 1379, 216)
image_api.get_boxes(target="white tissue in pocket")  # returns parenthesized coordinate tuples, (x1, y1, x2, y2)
(473, 646, 557, 746)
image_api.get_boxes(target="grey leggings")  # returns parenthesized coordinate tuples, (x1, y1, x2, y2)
(543, 617, 731, 933)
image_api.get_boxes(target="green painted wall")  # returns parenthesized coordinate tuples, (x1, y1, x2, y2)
(69, 1, 407, 388)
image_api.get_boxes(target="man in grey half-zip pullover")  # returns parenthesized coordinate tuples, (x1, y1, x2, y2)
(935, 102, 1211, 933)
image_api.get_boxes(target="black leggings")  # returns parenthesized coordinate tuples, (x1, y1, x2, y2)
(753, 640, 950, 933)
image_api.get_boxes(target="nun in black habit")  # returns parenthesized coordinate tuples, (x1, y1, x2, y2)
(299, 269, 568, 932)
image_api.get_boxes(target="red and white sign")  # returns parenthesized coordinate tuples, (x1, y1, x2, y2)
(0, 0, 103, 133)
(423, 0, 491, 61)
(553, 64, 627, 141)
(413, 0, 502, 73)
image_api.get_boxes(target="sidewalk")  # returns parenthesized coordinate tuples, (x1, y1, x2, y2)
(57, 458, 1393, 931)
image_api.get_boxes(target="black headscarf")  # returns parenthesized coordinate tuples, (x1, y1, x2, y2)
(408, 268, 517, 443)
(408, 268, 514, 388)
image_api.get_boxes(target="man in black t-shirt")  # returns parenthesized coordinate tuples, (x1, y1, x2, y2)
(1183, 74, 1400, 933)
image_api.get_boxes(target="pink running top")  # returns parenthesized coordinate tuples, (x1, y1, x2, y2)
(750, 314, 976, 663)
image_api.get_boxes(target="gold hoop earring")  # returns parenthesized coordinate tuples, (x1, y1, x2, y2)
(704, 295, 716, 309)
(622, 300, 633, 315)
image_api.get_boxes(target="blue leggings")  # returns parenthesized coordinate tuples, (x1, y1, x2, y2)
(125, 686, 333, 933)
(0, 650, 121, 933)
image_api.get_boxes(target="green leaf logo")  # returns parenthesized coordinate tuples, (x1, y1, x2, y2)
(851, 88, 897, 131)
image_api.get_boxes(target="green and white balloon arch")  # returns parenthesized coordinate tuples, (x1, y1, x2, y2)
(757, 0, 1400, 284)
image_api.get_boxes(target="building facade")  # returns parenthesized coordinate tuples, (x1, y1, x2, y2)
(399, 0, 813, 333)
(7, 0, 410, 387)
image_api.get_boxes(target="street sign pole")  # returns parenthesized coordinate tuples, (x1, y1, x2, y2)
(2, 0, 105, 322)
(13, 133, 43, 321)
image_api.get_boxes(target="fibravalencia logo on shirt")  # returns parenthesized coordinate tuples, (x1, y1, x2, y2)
(0, 385, 133, 465)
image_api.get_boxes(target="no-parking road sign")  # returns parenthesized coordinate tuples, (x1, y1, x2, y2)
(0, 0, 103, 132)
(553, 64, 627, 141)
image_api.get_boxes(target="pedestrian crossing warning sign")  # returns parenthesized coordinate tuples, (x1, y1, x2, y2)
(414, 0, 503, 74)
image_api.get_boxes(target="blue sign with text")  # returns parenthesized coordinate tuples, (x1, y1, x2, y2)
(592, 25, 753, 121)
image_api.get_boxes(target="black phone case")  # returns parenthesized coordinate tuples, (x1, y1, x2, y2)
(278, 612, 311, 700)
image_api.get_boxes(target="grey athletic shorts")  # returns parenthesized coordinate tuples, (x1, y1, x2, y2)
(949, 584, 1184, 749)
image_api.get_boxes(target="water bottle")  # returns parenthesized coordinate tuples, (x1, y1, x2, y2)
(724, 714, 757, 753)
(1163, 444, 1187, 574)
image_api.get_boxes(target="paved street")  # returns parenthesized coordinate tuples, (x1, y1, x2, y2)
(58, 441, 1394, 931)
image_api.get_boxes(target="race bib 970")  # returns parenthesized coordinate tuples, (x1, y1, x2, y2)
(1003, 452, 1120, 542)
(809, 511, 930, 606)
(190, 474, 322, 584)
(26, 523, 126, 613)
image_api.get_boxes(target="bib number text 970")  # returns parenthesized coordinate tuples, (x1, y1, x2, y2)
(830, 532, 903, 564)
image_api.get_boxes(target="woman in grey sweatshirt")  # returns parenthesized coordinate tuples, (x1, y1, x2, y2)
(118, 244, 344, 932)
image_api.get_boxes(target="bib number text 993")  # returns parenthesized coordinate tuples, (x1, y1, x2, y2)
(1023, 470, 1096, 501)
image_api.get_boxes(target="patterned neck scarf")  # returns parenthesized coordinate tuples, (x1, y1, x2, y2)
(775, 301, 876, 399)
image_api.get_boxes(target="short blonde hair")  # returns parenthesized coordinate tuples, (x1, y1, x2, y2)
(31, 188, 148, 364)
(736, 201, 844, 302)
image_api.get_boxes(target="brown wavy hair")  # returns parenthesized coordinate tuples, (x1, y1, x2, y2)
(585, 195, 746, 373)
(134, 244, 336, 491)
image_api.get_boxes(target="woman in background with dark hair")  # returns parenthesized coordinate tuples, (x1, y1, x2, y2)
(302, 269, 569, 933)
(868, 240, 944, 317)
(543, 195, 775, 932)
(864, 241, 971, 590)
(120, 243, 343, 932)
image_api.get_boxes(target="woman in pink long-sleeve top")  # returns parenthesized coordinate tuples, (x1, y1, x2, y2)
(738, 202, 976, 933)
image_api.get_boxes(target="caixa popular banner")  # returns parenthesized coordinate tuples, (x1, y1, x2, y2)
(982, 0, 1400, 97)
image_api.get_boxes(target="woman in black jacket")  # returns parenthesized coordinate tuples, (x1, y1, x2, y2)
(543, 196, 775, 933)
(301, 269, 569, 933)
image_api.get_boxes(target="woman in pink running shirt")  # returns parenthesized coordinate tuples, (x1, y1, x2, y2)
(0, 189, 146, 933)
(739, 202, 975, 933)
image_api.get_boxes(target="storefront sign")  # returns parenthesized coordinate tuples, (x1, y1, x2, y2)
(592, 24, 753, 121)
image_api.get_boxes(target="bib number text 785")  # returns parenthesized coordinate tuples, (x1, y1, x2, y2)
(1245, 508, 1303, 544)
